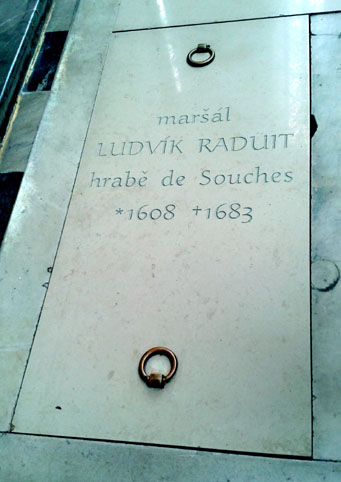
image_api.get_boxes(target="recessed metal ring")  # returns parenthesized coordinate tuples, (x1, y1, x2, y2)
(138, 346, 178, 389)
(186, 43, 215, 67)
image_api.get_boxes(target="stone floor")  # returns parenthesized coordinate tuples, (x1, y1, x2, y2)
(1, 1, 341, 480)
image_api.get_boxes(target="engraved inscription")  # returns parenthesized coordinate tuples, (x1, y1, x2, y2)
(88, 106, 298, 224)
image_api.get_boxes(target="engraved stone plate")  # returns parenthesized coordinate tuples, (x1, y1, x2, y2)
(13, 17, 311, 456)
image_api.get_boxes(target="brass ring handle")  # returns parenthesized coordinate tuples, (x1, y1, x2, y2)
(186, 43, 215, 67)
(138, 346, 178, 389)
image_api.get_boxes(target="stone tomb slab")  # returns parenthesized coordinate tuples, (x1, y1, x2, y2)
(13, 17, 311, 456)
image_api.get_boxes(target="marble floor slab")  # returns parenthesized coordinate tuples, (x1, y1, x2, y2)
(13, 15, 311, 457)
(1, 434, 341, 482)
(113, 0, 341, 31)
(0, 0, 120, 432)
(0, 92, 49, 173)
(311, 13, 341, 461)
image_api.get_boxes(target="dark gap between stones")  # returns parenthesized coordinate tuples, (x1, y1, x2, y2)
(0, 172, 24, 246)
(25, 31, 68, 92)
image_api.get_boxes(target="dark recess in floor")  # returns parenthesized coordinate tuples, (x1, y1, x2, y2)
(25, 31, 68, 92)
(0, 172, 24, 246)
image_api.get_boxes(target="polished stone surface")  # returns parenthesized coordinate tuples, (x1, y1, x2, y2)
(1, 434, 341, 482)
(311, 13, 341, 461)
(0, 0, 120, 432)
(0, 92, 49, 173)
(47, 0, 79, 32)
(114, 0, 341, 31)
(14, 16, 311, 456)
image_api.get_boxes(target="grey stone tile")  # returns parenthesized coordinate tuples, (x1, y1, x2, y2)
(0, 0, 120, 431)
(47, 0, 80, 32)
(0, 92, 49, 173)
(113, 0, 341, 32)
(1, 434, 341, 482)
(311, 13, 341, 462)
